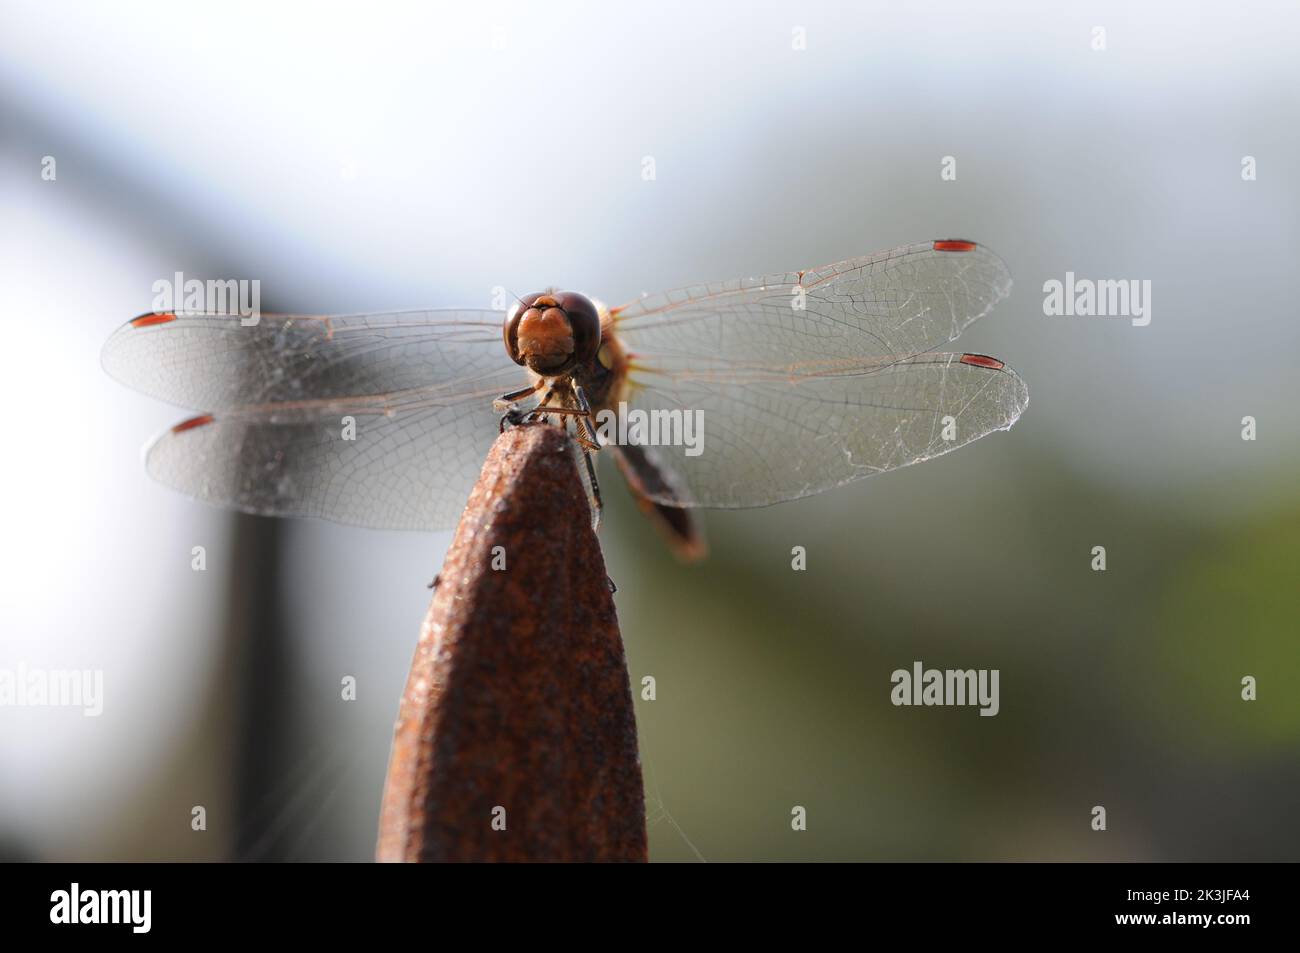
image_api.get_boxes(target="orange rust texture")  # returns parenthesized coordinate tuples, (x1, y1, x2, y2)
(377, 424, 647, 862)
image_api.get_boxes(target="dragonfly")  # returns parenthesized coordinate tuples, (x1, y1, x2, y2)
(102, 239, 1028, 560)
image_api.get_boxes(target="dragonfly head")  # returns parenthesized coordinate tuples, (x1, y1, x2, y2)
(504, 290, 601, 377)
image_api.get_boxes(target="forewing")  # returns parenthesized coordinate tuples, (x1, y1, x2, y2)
(612, 240, 1011, 368)
(102, 309, 509, 409)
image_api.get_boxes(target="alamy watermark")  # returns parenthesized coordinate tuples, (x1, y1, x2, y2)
(890, 660, 999, 716)
(0, 663, 103, 716)
(593, 401, 704, 457)
(152, 271, 261, 326)
(50, 883, 150, 933)
(1043, 272, 1151, 327)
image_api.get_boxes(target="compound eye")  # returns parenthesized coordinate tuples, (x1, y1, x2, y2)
(551, 292, 601, 366)
(503, 293, 544, 366)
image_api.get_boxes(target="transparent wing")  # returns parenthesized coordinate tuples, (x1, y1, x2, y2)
(103, 310, 528, 530)
(613, 240, 1011, 366)
(102, 309, 510, 409)
(610, 241, 1026, 507)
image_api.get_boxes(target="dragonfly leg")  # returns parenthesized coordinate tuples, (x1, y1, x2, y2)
(493, 379, 544, 412)
(525, 405, 599, 449)
(572, 384, 603, 452)
(580, 442, 604, 530)
(525, 384, 559, 425)
(501, 380, 599, 452)
(501, 382, 556, 431)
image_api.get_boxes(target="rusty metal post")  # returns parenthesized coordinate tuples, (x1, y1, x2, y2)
(377, 423, 647, 862)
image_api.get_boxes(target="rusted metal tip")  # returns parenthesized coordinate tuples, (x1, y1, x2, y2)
(377, 423, 647, 862)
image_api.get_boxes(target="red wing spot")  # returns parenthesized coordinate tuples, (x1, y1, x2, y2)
(130, 312, 177, 328)
(933, 240, 978, 253)
(960, 353, 1005, 370)
(171, 414, 216, 434)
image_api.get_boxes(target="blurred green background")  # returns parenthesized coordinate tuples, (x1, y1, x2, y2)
(1, 1, 1296, 861)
